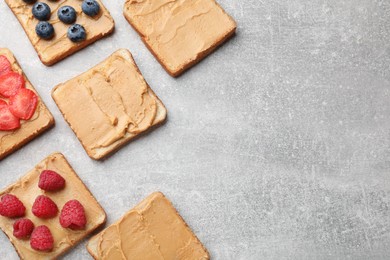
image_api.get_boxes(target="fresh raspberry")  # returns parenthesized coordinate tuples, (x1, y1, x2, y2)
(30, 225, 54, 252)
(9, 88, 38, 120)
(0, 100, 20, 131)
(0, 71, 25, 98)
(0, 55, 12, 77)
(32, 195, 58, 219)
(60, 200, 86, 230)
(13, 218, 34, 239)
(0, 194, 25, 218)
(38, 170, 65, 191)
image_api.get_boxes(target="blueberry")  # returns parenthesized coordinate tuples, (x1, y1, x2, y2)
(82, 0, 100, 17)
(67, 24, 86, 42)
(23, 0, 37, 4)
(32, 2, 51, 21)
(58, 6, 76, 24)
(35, 21, 54, 39)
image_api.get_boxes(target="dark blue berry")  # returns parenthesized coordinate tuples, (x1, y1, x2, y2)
(23, 0, 37, 4)
(35, 21, 54, 39)
(82, 0, 100, 17)
(58, 6, 77, 24)
(32, 2, 51, 21)
(67, 24, 86, 42)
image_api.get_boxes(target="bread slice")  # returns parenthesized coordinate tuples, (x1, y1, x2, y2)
(4, 0, 115, 66)
(0, 48, 54, 160)
(87, 192, 210, 260)
(0, 153, 106, 259)
(52, 49, 167, 160)
(123, 0, 236, 77)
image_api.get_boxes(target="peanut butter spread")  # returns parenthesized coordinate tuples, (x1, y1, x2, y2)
(88, 192, 209, 260)
(52, 49, 165, 160)
(0, 153, 106, 260)
(5, 0, 114, 65)
(0, 48, 53, 160)
(124, 0, 236, 75)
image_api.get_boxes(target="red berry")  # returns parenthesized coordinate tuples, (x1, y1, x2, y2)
(0, 55, 12, 77)
(13, 218, 34, 239)
(32, 195, 58, 219)
(9, 88, 38, 120)
(0, 194, 25, 218)
(30, 225, 54, 252)
(0, 72, 25, 98)
(0, 100, 20, 131)
(38, 170, 65, 191)
(60, 200, 86, 230)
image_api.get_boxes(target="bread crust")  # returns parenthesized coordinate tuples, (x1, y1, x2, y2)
(123, 0, 237, 77)
(0, 152, 107, 260)
(51, 49, 167, 160)
(0, 48, 55, 161)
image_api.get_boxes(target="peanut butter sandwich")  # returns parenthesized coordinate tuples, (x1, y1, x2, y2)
(0, 48, 54, 160)
(87, 192, 210, 260)
(0, 153, 106, 259)
(5, 0, 115, 65)
(51, 49, 167, 160)
(123, 0, 237, 77)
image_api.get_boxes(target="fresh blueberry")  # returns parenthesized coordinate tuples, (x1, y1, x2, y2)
(82, 0, 100, 17)
(67, 24, 86, 42)
(23, 0, 37, 4)
(58, 6, 77, 24)
(32, 2, 51, 21)
(35, 21, 54, 39)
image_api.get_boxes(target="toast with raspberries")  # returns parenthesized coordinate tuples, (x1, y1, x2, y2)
(0, 153, 106, 259)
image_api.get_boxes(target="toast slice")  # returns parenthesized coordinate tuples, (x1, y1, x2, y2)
(4, 0, 115, 66)
(0, 48, 54, 160)
(123, 0, 236, 77)
(0, 153, 106, 259)
(52, 49, 167, 160)
(87, 192, 210, 260)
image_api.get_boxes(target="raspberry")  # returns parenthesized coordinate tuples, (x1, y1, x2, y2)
(0, 194, 25, 218)
(30, 225, 54, 252)
(60, 200, 86, 230)
(32, 195, 58, 219)
(38, 170, 65, 191)
(13, 218, 34, 239)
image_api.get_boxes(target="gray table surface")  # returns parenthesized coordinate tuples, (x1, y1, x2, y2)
(1, 0, 389, 259)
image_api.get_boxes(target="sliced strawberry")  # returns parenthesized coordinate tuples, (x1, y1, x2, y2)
(0, 56, 12, 77)
(9, 88, 38, 120)
(0, 100, 20, 131)
(0, 72, 25, 98)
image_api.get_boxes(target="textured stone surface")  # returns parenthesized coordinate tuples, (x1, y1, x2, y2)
(0, 0, 389, 259)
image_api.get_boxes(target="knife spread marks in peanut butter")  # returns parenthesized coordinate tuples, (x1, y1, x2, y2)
(5, 0, 114, 65)
(88, 192, 210, 260)
(52, 49, 166, 160)
(124, 0, 236, 76)
(0, 49, 54, 159)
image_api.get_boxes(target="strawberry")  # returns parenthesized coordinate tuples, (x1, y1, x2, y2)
(0, 194, 26, 218)
(0, 72, 25, 98)
(60, 200, 86, 230)
(0, 55, 12, 77)
(32, 195, 58, 219)
(9, 88, 38, 120)
(13, 218, 34, 239)
(0, 100, 20, 131)
(38, 170, 66, 191)
(30, 225, 54, 252)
